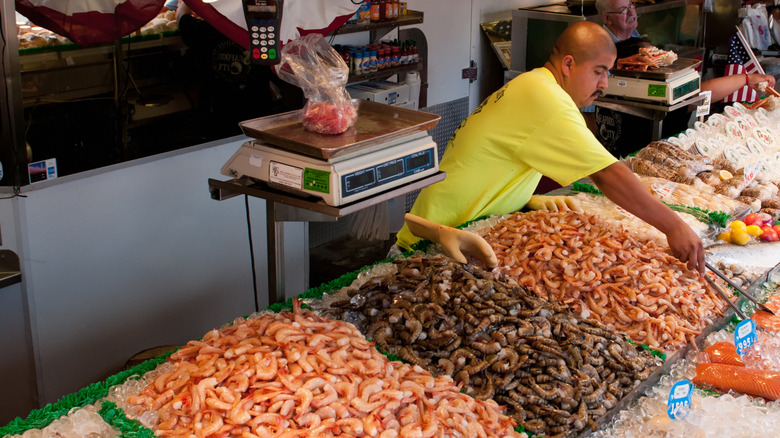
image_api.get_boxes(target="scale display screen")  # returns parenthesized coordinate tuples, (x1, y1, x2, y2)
(377, 159, 405, 181)
(673, 77, 700, 100)
(407, 151, 432, 172)
(344, 169, 376, 192)
(342, 147, 435, 197)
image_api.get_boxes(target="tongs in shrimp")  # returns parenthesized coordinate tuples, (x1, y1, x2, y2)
(706, 261, 777, 317)
(703, 274, 748, 320)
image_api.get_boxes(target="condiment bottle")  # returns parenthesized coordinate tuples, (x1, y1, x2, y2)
(360, 50, 371, 74)
(391, 46, 400, 67)
(352, 51, 364, 75)
(368, 50, 378, 72)
(342, 50, 351, 69)
(376, 48, 386, 70)
(370, 1, 381, 22)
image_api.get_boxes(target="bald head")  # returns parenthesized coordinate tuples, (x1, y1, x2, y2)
(544, 21, 617, 108)
(549, 21, 616, 65)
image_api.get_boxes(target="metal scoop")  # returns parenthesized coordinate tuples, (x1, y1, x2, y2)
(706, 261, 777, 317)
(404, 213, 498, 268)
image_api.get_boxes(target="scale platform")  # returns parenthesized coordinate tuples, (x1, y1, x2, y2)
(222, 101, 441, 206)
(605, 58, 702, 105)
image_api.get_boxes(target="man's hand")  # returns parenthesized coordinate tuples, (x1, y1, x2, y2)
(749, 73, 777, 92)
(525, 195, 582, 212)
(590, 163, 705, 275)
(665, 224, 705, 275)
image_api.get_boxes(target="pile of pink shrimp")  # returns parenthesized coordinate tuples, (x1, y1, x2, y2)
(483, 210, 732, 351)
(125, 299, 519, 437)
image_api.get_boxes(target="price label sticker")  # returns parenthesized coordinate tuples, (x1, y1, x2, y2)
(696, 91, 712, 118)
(667, 380, 693, 419)
(651, 182, 676, 199)
(735, 318, 757, 356)
(615, 205, 635, 218)
(743, 161, 760, 186)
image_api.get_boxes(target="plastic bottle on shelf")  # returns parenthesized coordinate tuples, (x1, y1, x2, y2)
(410, 39, 419, 64)
(370, 1, 381, 22)
(352, 51, 364, 75)
(377, 48, 386, 70)
(400, 41, 410, 65)
(361, 50, 372, 74)
(342, 50, 351, 70)
(378, 0, 388, 22)
(368, 50, 378, 73)
(391, 45, 400, 67)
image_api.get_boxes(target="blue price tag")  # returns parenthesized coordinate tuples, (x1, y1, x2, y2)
(734, 318, 756, 356)
(667, 380, 693, 419)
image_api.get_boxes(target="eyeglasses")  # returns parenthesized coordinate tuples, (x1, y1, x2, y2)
(606, 2, 635, 15)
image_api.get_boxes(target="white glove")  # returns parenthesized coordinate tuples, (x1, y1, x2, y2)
(525, 195, 582, 212)
(404, 213, 498, 268)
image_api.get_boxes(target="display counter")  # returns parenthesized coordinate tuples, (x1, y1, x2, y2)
(6, 101, 780, 436)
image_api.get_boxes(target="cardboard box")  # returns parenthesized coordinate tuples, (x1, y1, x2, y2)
(347, 80, 411, 106)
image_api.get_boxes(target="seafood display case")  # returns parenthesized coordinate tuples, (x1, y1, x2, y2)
(10, 99, 780, 437)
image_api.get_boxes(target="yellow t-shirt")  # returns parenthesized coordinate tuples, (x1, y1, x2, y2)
(396, 67, 617, 249)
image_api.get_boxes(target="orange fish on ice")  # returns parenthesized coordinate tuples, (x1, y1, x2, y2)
(694, 362, 780, 401)
(752, 310, 780, 334)
(703, 342, 745, 367)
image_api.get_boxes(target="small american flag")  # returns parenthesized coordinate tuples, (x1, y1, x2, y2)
(724, 33, 759, 102)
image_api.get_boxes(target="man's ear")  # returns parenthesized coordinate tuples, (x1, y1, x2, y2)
(561, 55, 575, 77)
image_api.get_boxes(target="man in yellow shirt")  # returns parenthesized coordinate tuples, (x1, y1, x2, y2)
(396, 21, 705, 274)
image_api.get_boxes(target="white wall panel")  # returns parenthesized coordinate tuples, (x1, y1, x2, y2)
(13, 138, 307, 404)
(404, 0, 471, 106)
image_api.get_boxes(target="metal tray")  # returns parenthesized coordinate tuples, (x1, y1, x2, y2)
(239, 100, 441, 160)
(610, 57, 702, 80)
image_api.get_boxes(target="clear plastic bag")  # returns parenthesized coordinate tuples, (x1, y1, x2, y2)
(276, 33, 357, 134)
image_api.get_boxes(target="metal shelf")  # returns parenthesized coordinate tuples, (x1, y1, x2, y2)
(332, 11, 424, 40)
(348, 61, 421, 84)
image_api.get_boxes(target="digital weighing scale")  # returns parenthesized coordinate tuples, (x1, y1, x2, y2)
(604, 58, 702, 105)
(221, 100, 441, 206)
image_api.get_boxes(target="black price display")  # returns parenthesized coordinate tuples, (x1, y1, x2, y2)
(243, 0, 282, 65)
(345, 170, 376, 192)
(406, 151, 432, 172)
(377, 159, 405, 181)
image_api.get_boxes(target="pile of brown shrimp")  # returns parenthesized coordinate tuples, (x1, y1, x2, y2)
(323, 254, 660, 438)
(123, 299, 518, 438)
(483, 210, 732, 351)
